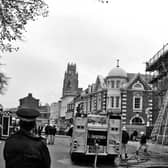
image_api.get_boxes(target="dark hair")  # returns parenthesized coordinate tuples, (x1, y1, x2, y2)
(19, 120, 36, 131)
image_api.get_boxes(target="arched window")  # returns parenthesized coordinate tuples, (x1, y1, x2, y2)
(132, 81, 144, 90)
(132, 117, 143, 125)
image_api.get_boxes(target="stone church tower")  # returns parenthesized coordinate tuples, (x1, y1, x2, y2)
(60, 63, 81, 118)
(62, 63, 78, 98)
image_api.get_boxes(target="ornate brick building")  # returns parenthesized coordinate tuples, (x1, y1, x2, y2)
(120, 73, 153, 134)
(67, 62, 155, 135)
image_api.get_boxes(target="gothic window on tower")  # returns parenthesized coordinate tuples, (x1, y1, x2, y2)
(67, 80, 71, 89)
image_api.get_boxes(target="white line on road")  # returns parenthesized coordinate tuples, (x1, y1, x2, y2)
(57, 158, 71, 165)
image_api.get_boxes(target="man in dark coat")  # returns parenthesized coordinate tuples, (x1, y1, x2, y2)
(3, 107, 51, 168)
(132, 129, 138, 141)
(50, 125, 57, 145)
(37, 125, 43, 136)
(120, 126, 129, 160)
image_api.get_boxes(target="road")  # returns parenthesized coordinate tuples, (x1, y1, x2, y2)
(1, 136, 168, 168)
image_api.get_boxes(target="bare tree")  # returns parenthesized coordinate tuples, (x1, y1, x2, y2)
(0, 0, 49, 93)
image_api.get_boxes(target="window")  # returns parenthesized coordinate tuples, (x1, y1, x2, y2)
(97, 93, 101, 110)
(132, 81, 144, 90)
(116, 80, 120, 88)
(133, 96, 142, 110)
(107, 97, 109, 106)
(132, 117, 143, 125)
(91, 97, 95, 111)
(134, 98, 140, 108)
(116, 96, 120, 108)
(107, 81, 110, 88)
(111, 80, 115, 88)
(89, 97, 92, 112)
(111, 96, 114, 107)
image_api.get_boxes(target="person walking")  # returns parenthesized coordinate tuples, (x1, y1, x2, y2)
(136, 131, 148, 156)
(38, 124, 43, 137)
(45, 124, 50, 144)
(50, 125, 57, 145)
(132, 129, 138, 141)
(3, 107, 51, 168)
(48, 124, 53, 145)
(66, 123, 74, 137)
(120, 126, 129, 160)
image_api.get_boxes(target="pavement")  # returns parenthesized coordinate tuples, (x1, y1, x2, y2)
(124, 141, 168, 167)
(128, 141, 168, 156)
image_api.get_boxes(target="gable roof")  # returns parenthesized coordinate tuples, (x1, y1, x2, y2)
(123, 73, 152, 90)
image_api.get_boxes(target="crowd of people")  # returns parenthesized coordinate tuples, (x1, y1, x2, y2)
(44, 124, 57, 145)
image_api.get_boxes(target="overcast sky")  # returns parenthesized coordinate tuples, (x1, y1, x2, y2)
(1, 0, 168, 108)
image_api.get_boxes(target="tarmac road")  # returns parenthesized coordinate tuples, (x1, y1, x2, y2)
(1, 136, 168, 168)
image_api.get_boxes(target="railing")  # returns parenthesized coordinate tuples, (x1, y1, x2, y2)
(147, 43, 168, 69)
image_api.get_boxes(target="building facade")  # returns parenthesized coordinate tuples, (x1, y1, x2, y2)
(121, 73, 153, 134)
(19, 93, 50, 126)
(67, 63, 155, 135)
(19, 93, 39, 109)
(60, 63, 82, 118)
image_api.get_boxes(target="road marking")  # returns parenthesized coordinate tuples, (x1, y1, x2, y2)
(57, 158, 71, 165)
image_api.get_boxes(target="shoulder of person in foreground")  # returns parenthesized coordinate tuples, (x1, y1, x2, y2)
(39, 137, 51, 168)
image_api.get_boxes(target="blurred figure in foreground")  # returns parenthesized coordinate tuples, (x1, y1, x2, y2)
(3, 107, 51, 168)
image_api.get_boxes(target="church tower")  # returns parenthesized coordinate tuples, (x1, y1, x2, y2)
(60, 63, 81, 118)
(62, 63, 78, 98)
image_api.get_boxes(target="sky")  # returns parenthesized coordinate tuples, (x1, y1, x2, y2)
(1, 0, 168, 108)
